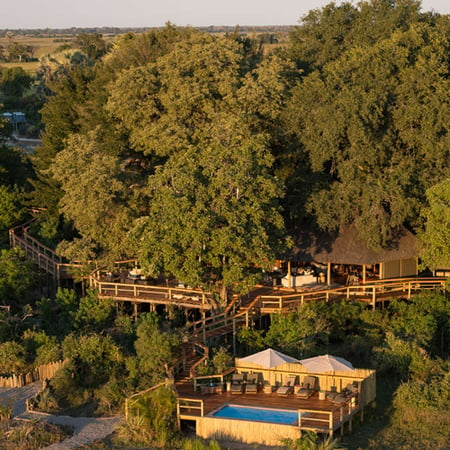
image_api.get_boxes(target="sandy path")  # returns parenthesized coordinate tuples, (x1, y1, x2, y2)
(0, 383, 123, 449)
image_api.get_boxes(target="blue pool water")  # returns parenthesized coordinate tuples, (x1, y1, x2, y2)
(211, 404, 299, 425)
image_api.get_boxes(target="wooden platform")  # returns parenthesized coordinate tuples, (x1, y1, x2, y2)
(175, 380, 360, 440)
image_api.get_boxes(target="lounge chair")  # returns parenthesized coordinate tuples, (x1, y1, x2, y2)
(230, 374, 245, 394)
(276, 375, 297, 396)
(330, 382, 359, 404)
(245, 375, 259, 394)
(326, 386, 338, 401)
(295, 376, 319, 399)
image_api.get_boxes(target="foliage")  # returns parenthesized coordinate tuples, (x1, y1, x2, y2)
(0, 248, 36, 309)
(282, 431, 345, 449)
(61, 333, 123, 389)
(0, 419, 70, 449)
(0, 185, 25, 241)
(211, 347, 234, 374)
(0, 340, 26, 374)
(418, 179, 450, 270)
(367, 359, 450, 449)
(265, 303, 330, 357)
(237, 327, 265, 354)
(22, 329, 61, 366)
(0, 67, 33, 97)
(37, 288, 79, 338)
(50, 128, 131, 264)
(118, 384, 177, 448)
(179, 437, 222, 450)
(286, 12, 450, 247)
(387, 293, 450, 357)
(75, 33, 109, 61)
(73, 290, 116, 333)
(134, 313, 180, 385)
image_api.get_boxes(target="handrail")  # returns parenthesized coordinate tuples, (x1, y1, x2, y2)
(258, 277, 446, 311)
(125, 381, 168, 421)
(189, 342, 209, 379)
(177, 398, 204, 419)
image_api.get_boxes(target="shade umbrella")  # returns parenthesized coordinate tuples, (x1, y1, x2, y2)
(299, 354, 354, 373)
(299, 354, 354, 391)
(237, 348, 300, 369)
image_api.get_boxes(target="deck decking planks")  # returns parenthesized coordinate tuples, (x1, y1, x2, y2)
(175, 380, 359, 436)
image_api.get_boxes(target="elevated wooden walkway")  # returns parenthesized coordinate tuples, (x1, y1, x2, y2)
(9, 224, 447, 344)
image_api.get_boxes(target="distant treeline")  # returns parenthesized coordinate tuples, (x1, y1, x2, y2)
(0, 25, 293, 37)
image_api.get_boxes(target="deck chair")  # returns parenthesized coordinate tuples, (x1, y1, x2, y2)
(326, 386, 338, 401)
(295, 376, 318, 399)
(230, 373, 245, 394)
(245, 375, 259, 394)
(276, 375, 297, 396)
(330, 382, 358, 404)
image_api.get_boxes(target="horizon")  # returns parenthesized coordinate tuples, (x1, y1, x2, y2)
(1, 0, 449, 30)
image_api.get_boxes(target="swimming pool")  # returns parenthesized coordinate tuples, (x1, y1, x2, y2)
(210, 404, 299, 425)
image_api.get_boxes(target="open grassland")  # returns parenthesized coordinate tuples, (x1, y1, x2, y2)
(0, 35, 76, 73)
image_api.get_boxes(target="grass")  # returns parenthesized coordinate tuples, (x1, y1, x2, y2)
(0, 419, 72, 449)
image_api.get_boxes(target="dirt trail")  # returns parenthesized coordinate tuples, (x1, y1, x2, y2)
(0, 383, 123, 449)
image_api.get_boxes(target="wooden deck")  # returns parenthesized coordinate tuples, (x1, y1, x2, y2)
(175, 381, 360, 438)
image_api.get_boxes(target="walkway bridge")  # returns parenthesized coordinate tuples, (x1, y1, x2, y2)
(9, 224, 447, 348)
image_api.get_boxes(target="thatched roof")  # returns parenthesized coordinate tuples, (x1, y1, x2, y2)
(289, 224, 418, 265)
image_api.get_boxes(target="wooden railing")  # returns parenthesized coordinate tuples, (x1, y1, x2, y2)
(192, 367, 235, 391)
(257, 277, 446, 311)
(89, 270, 213, 310)
(189, 342, 210, 379)
(298, 398, 357, 437)
(9, 226, 84, 279)
(0, 360, 67, 388)
(177, 398, 204, 425)
(124, 381, 169, 421)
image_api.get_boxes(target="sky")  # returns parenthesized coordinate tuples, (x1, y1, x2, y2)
(0, 0, 449, 29)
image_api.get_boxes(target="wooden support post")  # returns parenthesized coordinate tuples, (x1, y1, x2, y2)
(327, 262, 331, 286)
(288, 260, 292, 288)
(202, 312, 206, 344)
(133, 302, 138, 320)
(232, 317, 236, 356)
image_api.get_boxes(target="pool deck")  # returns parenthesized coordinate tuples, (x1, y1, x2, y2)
(175, 381, 361, 438)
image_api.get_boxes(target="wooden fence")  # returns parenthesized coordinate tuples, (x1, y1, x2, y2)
(257, 277, 446, 311)
(0, 360, 66, 388)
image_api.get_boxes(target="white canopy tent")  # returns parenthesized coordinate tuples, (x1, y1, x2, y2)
(236, 348, 300, 369)
(299, 354, 354, 373)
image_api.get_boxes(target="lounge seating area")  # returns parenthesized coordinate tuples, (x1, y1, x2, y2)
(295, 375, 319, 399)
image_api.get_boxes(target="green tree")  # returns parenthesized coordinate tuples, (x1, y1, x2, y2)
(418, 179, 450, 270)
(264, 304, 330, 357)
(0, 340, 26, 374)
(0, 67, 33, 97)
(286, 22, 450, 247)
(74, 290, 115, 332)
(37, 288, 79, 338)
(134, 313, 180, 384)
(286, 0, 423, 73)
(75, 33, 109, 61)
(0, 248, 36, 309)
(50, 129, 130, 264)
(61, 333, 123, 388)
(108, 33, 288, 300)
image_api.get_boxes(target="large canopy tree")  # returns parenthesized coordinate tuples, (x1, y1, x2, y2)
(285, 18, 450, 247)
(107, 32, 288, 300)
